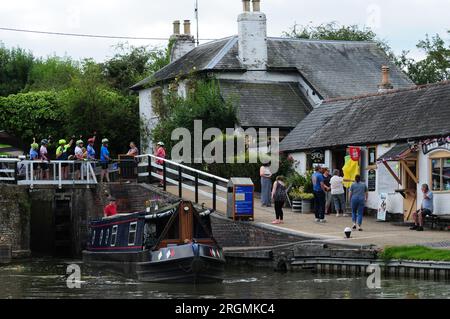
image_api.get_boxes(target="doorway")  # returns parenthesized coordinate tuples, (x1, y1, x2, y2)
(401, 158, 418, 221)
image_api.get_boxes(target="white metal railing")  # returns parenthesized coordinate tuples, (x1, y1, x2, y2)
(136, 154, 229, 210)
(9, 159, 98, 188)
(0, 158, 20, 182)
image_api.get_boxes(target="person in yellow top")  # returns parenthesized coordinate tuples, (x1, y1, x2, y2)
(56, 138, 74, 180)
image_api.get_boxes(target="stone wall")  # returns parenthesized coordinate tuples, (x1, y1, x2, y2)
(0, 185, 30, 256)
(210, 213, 308, 248)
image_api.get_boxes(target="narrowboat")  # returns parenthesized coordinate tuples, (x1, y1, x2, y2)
(82, 201, 225, 283)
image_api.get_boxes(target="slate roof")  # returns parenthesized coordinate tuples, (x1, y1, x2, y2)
(131, 36, 414, 99)
(377, 143, 412, 161)
(280, 81, 450, 152)
(219, 80, 313, 128)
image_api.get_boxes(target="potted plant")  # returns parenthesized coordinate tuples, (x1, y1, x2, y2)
(289, 187, 314, 214)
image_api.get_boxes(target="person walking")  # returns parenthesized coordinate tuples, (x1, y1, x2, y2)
(271, 176, 287, 224)
(155, 142, 166, 187)
(330, 169, 347, 217)
(39, 139, 50, 180)
(349, 175, 368, 231)
(323, 168, 332, 215)
(312, 166, 326, 223)
(260, 163, 272, 207)
(100, 138, 111, 183)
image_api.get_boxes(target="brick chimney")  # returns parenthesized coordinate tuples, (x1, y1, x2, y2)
(238, 0, 268, 70)
(170, 20, 196, 63)
(378, 65, 394, 93)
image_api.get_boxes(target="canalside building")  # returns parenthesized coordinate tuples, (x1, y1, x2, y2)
(280, 80, 450, 220)
(132, 0, 413, 153)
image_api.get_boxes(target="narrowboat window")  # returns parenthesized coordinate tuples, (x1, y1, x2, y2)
(111, 225, 118, 247)
(99, 230, 104, 246)
(105, 229, 110, 246)
(128, 222, 138, 246)
(91, 230, 96, 246)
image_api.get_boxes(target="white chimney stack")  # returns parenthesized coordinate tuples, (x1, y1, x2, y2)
(238, 0, 268, 70)
(170, 20, 196, 63)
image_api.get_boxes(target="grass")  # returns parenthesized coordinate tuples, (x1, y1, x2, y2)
(380, 246, 450, 262)
(0, 144, 12, 148)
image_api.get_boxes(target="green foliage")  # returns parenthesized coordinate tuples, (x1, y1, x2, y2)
(0, 43, 34, 96)
(103, 43, 170, 93)
(380, 246, 450, 262)
(152, 79, 238, 152)
(289, 187, 314, 200)
(26, 56, 80, 92)
(283, 22, 393, 57)
(286, 170, 313, 194)
(0, 91, 66, 144)
(396, 32, 450, 84)
(62, 60, 139, 155)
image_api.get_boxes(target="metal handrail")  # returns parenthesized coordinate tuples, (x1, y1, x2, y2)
(14, 159, 98, 188)
(136, 154, 229, 184)
(136, 154, 229, 210)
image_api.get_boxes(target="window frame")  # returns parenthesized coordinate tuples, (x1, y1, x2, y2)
(429, 151, 450, 193)
(110, 225, 118, 247)
(128, 222, 138, 246)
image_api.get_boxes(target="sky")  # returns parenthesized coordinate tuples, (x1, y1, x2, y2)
(0, 0, 449, 62)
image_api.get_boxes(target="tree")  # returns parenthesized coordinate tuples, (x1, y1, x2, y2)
(0, 43, 34, 96)
(63, 59, 139, 155)
(283, 22, 393, 56)
(26, 56, 80, 92)
(396, 32, 450, 84)
(103, 43, 171, 94)
(0, 91, 66, 147)
(152, 79, 238, 154)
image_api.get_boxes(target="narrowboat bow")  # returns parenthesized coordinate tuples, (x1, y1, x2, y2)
(82, 201, 225, 283)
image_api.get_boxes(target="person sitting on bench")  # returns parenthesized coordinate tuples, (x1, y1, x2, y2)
(410, 184, 433, 232)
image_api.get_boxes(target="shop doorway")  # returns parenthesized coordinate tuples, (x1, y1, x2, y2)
(401, 157, 418, 221)
(332, 148, 347, 175)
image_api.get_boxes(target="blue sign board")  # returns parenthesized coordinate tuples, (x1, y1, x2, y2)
(234, 185, 254, 216)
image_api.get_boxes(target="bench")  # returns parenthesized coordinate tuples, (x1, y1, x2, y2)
(424, 214, 450, 230)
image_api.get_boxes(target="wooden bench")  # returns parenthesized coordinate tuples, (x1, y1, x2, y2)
(424, 214, 450, 230)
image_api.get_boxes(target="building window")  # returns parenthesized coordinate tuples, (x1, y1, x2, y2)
(430, 152, 450, 192)
(368, 146, 377, 167)
(111, 225, 118, 247)
(128, 222, 138, 246)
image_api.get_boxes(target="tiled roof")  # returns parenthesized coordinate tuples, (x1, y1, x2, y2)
(219, 80, 312, 128)
(132, 37, 414, 99)
(280, 81, 450, 152)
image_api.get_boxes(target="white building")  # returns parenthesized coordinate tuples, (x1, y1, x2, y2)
(131, 0, 413, 154)
(280, 81, 450, 219)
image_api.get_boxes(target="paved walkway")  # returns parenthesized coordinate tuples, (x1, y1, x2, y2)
(165, 186, 450, 249)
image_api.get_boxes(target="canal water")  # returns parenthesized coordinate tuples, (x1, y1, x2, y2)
(0, 259, 449, 299)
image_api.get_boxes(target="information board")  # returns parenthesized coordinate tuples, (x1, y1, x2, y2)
(234, 185, 254, 216)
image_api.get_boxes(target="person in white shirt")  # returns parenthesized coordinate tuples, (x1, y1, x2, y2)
(74, 140, 85, 180)
(330, 169, 348, 217)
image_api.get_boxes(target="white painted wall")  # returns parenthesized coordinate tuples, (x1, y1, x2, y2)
(418, 150, 450, 215)
(291, 152, 307, 175)
(139, 88, 159, 154)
